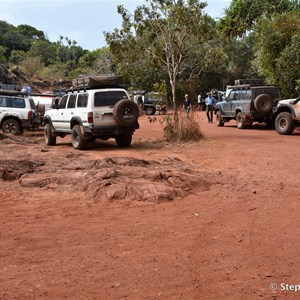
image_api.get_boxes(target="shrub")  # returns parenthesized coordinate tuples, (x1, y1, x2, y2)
(160, 111, 203, 142)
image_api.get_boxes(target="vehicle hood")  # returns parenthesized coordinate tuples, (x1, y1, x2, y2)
(279, 99, 295, 104)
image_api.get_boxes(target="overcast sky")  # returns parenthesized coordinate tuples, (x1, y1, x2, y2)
(0, 0, 231, 51)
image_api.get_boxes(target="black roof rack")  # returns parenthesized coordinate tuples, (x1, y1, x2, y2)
(0, 89, 27, 97)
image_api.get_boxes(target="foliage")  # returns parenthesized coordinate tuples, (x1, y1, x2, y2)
(18, 56, 44, 78)
(160, 111, 203, 142)
(254, 11, 300, 97)
(105, 0, 212, 110)
(218, 0, 299, 37)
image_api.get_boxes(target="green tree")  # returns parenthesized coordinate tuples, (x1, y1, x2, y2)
(105, 0, 211, 118)
(17, 24, 45, 40)
(218, 0, 299, 37)
(254, 11, 300, 97)
(29, 40, 57, 66)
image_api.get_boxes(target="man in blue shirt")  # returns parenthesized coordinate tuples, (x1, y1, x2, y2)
(205, 92, 216, 123)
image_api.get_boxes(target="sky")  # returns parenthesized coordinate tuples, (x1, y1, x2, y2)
(0, 0, 231, 51)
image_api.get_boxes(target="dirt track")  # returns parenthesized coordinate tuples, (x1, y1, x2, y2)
(0, 112, 299, 300)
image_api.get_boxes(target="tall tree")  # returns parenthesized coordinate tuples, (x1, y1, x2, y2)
(218, 0, 299, 37)
(254, 11, 300, 97)
(105, 0, 211, 117)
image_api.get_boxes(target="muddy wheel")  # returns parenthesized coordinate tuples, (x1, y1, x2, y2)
(113, 99, 139, 126)
(2, 118, 21, 135)
(275, 112, 295, 135)
(254, 94, 273, 113)
(71, 125, 88, 150)
(236, 112, 247, 129)
(44, 123, 56, 146)
(216, 111, 224, 127)
(145, 106, 156, 115)
(115, 134, 132, 147)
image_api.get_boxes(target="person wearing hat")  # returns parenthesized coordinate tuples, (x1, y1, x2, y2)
(205, 92, 216, 123)
(182, 94, 192, 116)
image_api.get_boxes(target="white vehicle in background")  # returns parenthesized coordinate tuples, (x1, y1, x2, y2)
(275, 96, 300, 135)
(0, 89, 40, 134)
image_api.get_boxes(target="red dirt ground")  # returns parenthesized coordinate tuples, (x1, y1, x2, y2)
(0, 112, 299, 300)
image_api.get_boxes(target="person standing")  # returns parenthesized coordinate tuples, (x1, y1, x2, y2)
(197, 93, 202, 111)
(205, 92, 216, 123)
(182, 94, 192, 116)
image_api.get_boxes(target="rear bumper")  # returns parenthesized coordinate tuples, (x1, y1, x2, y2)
(84, 122, 139, 136)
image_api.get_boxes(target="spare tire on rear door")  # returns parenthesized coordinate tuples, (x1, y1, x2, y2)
(254, 94, 273, 113)
(113, 99, 139, 126)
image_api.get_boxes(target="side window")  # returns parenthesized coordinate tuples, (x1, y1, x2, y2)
(77, 93, 88, 108)
(67, 94, 76, 108)
(228, 91, 235, 101)
(245, 90, 251, 100)
(58, 95, 68, 109)
(234, 90, 241, 100)
(240, 90, 248, 100)
(0, 97, 5, 107)
(7, 98, 25, 108)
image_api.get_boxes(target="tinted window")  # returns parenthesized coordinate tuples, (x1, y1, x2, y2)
(58, 95, 68, 109)
(77, 93, 88, 108)
(67, 94, 76, 108)
(7, 97, 25, 108)
(29, 98, 36, 109)
(94, 91, 127, 107)
(254, 89, 281, 100)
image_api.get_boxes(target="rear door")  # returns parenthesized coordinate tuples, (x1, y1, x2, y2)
(92, 89, 129, 127)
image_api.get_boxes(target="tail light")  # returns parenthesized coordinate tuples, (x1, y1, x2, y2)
(28, 110, 33, 120)
(88, 112, 93, 123)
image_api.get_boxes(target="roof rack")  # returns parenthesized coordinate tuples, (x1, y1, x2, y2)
(0, 89, 27, 97)
(67, 84, 125, 93)
(234, 79, 264, 86)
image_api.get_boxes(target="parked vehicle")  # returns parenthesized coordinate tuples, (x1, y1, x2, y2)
(275, 96, 300, 135)
(133, 90, 166, 115)
(43, 75, 140, 150)
(0, 89, 40, 134)
(214, 79, 282, 129)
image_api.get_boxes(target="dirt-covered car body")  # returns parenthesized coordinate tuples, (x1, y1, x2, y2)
(214, 80, 282, 129)
(0, 90, 40, 134)
(43, 86, 139, 150)
(275, 97, 300, 135)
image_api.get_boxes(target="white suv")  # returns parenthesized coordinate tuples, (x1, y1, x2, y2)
(275, 96, 300, 135)
(0, 90, 39, 134)
(43, 86, 139, 150)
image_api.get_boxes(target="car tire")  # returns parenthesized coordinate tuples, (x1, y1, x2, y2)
(236, 112, 247, 129)
(254, 94, 273, 113)
(44, 123, 56, 146)
(71, 125, 88, 150)
(216, 111, 224, 127)
(275, 112, 295, 135)
(115, 134, 132, 147)
(145, 106, 156, 115)
(2, 118, 21, 135)
(113, 99, 139, 126)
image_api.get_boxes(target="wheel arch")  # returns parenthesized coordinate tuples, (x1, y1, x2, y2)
(235, 108, 243, 117)
(276, 105, 293, 116)
(70, 117, 83, 129)
(1, 115, 21, 128)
